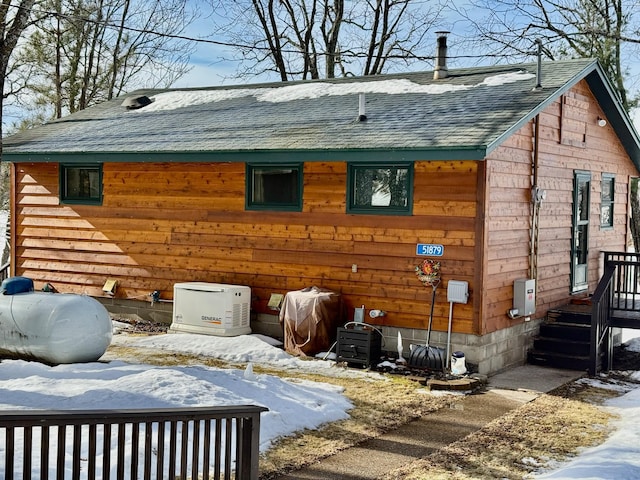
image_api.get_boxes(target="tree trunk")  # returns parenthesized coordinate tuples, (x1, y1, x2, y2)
(0, 0, 37, 150)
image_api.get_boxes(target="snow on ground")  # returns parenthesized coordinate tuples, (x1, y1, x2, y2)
(109, 326, 380, 379)
(0, 328, 363, 477)
(533, 334, 640, 479)
(110, 328, 640, 479)
(0, 329, 365, 452)
(0, 209, 7, 260)
(0, 322, 639, 478)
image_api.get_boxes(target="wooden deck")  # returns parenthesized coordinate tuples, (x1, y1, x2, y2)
(611, 306, 640, 329)
(550, 298, 640, 329)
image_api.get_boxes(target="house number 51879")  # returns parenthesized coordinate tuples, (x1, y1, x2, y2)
(416, 244, 444, 256)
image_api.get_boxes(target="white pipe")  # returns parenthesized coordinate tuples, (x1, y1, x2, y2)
(358, 93, 367, 121)
(446, 301, 453, 370)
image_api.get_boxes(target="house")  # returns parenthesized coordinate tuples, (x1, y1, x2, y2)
(3, 55, 640, 375)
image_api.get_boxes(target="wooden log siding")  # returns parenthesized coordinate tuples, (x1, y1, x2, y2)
(13, 81, 635, 339)
(482, 80, 638, 333)
(13, 160, 480, 336)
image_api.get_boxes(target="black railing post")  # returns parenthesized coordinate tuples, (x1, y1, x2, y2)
(590, 260, 615, 375)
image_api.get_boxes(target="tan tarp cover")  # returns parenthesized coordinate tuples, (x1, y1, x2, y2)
(279, 286, 343, 356)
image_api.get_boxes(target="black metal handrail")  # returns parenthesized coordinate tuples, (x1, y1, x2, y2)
(588, 251, 640, 375)
(0, 405, 267, 480)
(604, 251, 640, 312)
(590, 262, 615, 375)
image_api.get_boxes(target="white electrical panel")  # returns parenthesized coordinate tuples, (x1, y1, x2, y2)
(513, 279, 536, 316)
(170, 282, 251, 337)
(447, 280, 469, 304)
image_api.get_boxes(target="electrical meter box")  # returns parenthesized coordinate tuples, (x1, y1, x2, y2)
(513, 279, 536, 316)
(170, 282, 251, 336)
(447, 280, 469, 304)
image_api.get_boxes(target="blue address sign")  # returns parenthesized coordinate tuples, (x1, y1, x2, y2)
(416, 243, 444, 256)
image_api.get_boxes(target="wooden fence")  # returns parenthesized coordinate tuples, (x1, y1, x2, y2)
(0, 405, 267, 480)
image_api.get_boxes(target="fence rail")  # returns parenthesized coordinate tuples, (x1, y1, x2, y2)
(0, 262, 9, 283)
(0, 405, 267, 480)
(589, 252, 640, 375)
(605, 251, 640, 312)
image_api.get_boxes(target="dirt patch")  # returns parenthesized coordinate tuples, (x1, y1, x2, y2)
(111, 316, 169, 335)
(611, 343, 640, 371)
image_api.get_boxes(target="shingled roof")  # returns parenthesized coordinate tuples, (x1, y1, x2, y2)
(3, 58, 640, 167)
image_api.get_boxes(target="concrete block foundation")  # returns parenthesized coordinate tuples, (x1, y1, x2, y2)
(383, 319, 544, 375)
(99, 297, 542, 376)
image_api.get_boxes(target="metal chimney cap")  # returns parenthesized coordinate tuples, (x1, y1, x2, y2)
(434, 32, 450, 80)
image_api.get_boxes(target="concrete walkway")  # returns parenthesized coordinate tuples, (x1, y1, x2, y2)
(269, 365, 584, 480)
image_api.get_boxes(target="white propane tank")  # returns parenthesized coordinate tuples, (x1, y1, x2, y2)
(0, 278, 112, 364)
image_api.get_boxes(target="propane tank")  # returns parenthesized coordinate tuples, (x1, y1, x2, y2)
(0, 277, 112, 364)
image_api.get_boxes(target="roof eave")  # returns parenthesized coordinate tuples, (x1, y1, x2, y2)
(485, 59, 601, 156)
(585, 64, 640, 173)
(485, 60, 640, 174)
(1, 146, 489, 164)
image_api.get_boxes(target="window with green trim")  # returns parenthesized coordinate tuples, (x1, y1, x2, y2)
(601, 173, 615, 228)
(60, 164, 102, 204)
(246, 163, 302, 211)
(347, 163, 413, 215)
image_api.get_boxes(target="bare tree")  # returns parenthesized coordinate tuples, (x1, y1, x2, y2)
(456, 0, 640, 252)
(0, 0, 39, 147)
(209, 0, 444, 81)
(16, 0, 196, 120)
(456, 0, 639, 111)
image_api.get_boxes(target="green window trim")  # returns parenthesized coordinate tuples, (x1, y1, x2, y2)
(60, 163, 103, 205)
(347, 163, 413, 215)
(246, 163, 303, 211)
(600, 173, 615, 229)
(571, 170, 591, 293)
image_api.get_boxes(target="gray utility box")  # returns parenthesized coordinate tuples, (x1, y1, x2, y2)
(514, 278, 536, 316)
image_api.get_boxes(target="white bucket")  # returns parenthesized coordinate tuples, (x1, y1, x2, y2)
(451, 351, 467, 375)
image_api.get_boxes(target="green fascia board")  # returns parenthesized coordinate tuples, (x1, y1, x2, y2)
(485, 59, 640, 173)
(485, 60, 599, 156)
(585, 66, 640, 173)
(1, 146, 489, 164)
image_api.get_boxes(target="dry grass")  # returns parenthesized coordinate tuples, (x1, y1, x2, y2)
(107, 339, 637, 480)
(257, 373, 454, 478)
(107, 342, 453, 478)
(381, 391, 615, 479)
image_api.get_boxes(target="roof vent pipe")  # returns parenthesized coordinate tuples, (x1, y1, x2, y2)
(122, 95, 152, 109)
(358, 93, 367, 122)
(433, 31, 450, 80)
(534, 38, 543, 90)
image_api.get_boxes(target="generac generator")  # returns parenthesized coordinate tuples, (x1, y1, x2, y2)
(169, 282, 251, 336)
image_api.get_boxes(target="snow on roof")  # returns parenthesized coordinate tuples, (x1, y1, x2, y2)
(8, 59, 616, 158)
(135, 71, 536, 113)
